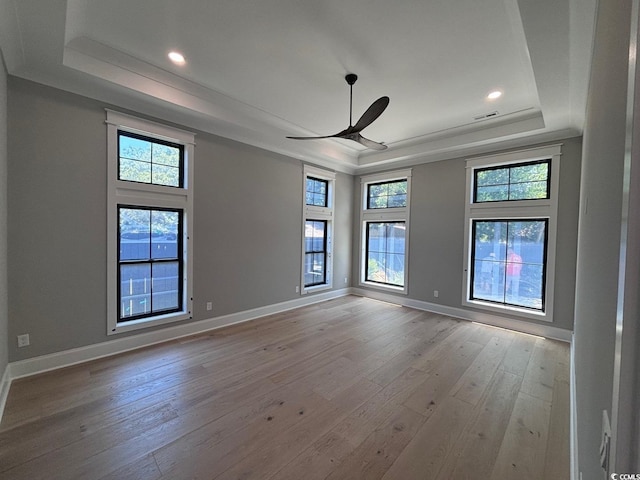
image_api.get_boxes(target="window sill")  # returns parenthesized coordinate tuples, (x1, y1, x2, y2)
(302, 283, 332, 295)
(359, 281, 407, 295)
(463, 299, 551, 323)
(108, 311, 191, 335)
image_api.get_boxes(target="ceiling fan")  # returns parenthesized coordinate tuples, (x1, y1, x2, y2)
(287, 74, 389, 150)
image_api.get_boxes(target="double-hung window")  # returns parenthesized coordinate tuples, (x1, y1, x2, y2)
(301, 165, 335, 293)
(107, 111, 194, 334)
(462, 145, 561, 321)
(359, 169, 412, 293)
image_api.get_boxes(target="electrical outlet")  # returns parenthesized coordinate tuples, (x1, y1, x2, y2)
(17, 334, 30, 348)
(344, 277, 348, 284)
(434, 290, 439, 298)
(206, 302, 213, 311)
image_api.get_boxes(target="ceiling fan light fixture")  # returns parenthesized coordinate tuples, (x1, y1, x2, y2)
(168, 51, 186, 65)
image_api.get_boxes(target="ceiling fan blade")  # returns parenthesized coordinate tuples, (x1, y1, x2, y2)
(352, 96, 390, 132)
(354, 133, 387, 150)
(286, 134, 340, 140)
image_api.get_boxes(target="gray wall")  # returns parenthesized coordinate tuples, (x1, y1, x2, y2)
(353, 137, 582, 332)
(7, 77, 352, 362)
(0, 51, 8, 378)
(574, 0, 632, 477)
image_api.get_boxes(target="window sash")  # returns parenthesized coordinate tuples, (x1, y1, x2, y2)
(469, 218, 548, 312)
(304, 220, 328, 287)
(118, 131, 185, 188)
(367, 179, 408, 209)
(305, 176, 329, 207)
(365, 221, 406, 287)
(473, 159, 551, 203)
(117, 205, 184, 322)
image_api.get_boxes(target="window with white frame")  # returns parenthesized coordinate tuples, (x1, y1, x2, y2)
(301, 165, 335, 293)
(463, 145, 561, 321)
(106, 110, 194, 334)
(360, 169, 412, 293)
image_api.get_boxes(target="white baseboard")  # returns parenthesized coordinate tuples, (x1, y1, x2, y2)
(6, 288, 350, 383)
(0, 364, 10, 422)
(350, 287, 573, 342)
(570, 334, 579, 480)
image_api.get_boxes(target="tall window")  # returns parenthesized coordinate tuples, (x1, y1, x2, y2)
(301, 165, 335, 293)
(107, 111, 194, 334)
(360, 170, 412, 293)
(463, 145, 561, 321)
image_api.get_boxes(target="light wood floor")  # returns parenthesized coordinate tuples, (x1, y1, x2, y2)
(0, 296, 570, 480)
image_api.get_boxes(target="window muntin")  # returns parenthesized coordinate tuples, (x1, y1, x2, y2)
(306, 177, 328, 207)
(470, 219, 547, 311)
(366, 222, 406, 287)
(474, 159, 550, 203)
(118, 131, 183, 188)
(367, 179, 408, 209)
(304, 220, 327, 287)
(118, 206, 183, 322)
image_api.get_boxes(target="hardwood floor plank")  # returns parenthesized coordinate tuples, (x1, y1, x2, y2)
(403, 340, 484, 416)
(213, 378, 381, 480)
(451, 334, 512, 406)
(332, 367, 430, 448)
(269, 431, 353, 480)
(543, 342, 571, 479)
(381, 397, 476, 480)
(324, 405, 426, 480)
(520, 338, 558, 403)
(489, 392, 552, 480)
(435, 370, 523, 479)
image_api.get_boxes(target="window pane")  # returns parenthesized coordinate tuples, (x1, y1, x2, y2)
(366, 222, 405, 287)
(120, 135, 151, 161)
(509, 180, 548, 200)
(476, 168, 508, 187)
(152, 143, 180, 167)
(119, 158, 152, 184)
(119, 208, 151, 260)
(476, 185, 509, 202)
(471, 219, 546, 311)
(510, 162, 548, 183)
(120, 264, 151, 318)
(152, 262, 180, 311)
(151, 210, 179, 259)
(152, 164, 180, 187)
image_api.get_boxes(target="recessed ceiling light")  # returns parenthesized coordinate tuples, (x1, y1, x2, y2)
(168, 51, 186, 65)
(487, 90, 503, 100)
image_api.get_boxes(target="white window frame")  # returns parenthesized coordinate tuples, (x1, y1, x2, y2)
(359, 169, 412, 294)
(462, 144, 561, 322)
(301, 165, 335, 294)
(106, 110, 195, 335)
